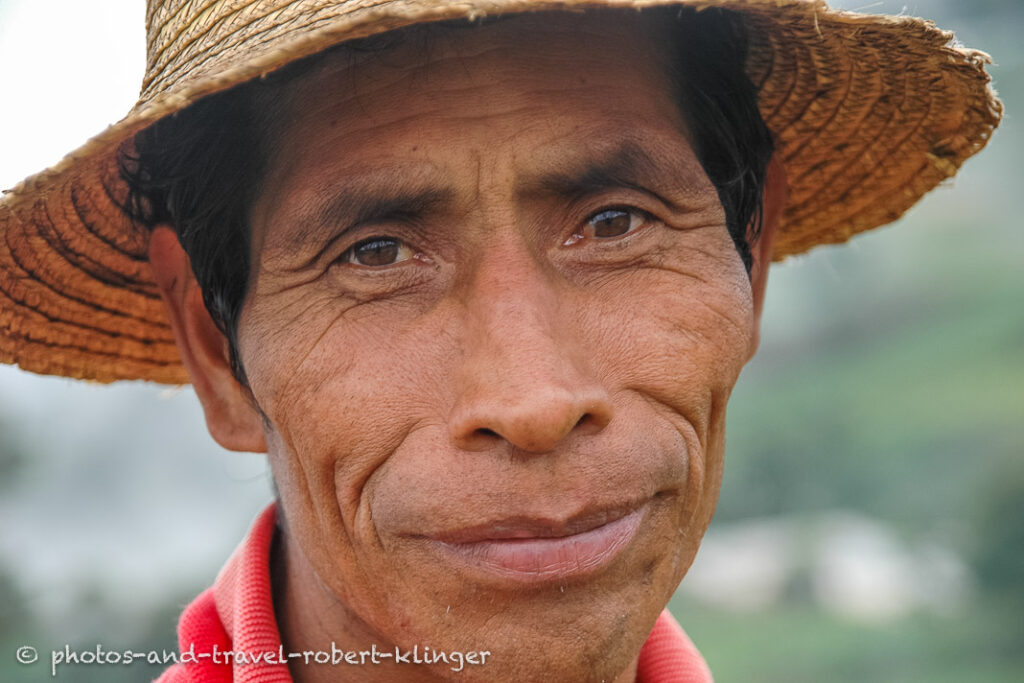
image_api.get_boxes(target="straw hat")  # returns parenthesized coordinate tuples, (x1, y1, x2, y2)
(0, 0, 1002, 384)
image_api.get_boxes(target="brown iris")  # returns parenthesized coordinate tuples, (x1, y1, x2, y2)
(350, 237, 401, 266)
(590, 209, 635, 238)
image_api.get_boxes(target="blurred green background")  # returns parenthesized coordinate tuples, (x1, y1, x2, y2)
(0, 0, 1020, 681)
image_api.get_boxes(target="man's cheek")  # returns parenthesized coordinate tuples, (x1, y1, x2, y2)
(623, 288, 752, 387)
(262, 351, 447, 524)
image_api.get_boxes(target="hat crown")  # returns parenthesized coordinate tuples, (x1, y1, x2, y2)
(144, 0, 302, 100)
(140, 0, 537, 103)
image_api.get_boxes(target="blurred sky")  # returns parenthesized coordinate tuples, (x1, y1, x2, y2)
(0, 0, 1019, 631)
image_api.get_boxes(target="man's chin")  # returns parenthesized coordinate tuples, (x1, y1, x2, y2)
(378, 607, 653, 683)
(366, 517, 683, 681)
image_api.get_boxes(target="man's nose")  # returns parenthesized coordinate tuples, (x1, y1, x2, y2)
(448, 244, 614, 454)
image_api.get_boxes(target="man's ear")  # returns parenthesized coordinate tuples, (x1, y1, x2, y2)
(148, 226, 267, 453)
(747, 154, 787, 360)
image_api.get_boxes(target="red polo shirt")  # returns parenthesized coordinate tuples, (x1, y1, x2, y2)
(156, 505, 712, 682)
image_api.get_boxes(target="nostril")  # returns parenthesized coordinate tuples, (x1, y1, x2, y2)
(574, 412, 606, 434)
(476, 427, 500, 439)
(578, 399, 613, 431)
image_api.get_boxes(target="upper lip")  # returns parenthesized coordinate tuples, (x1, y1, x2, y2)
(426, 500, 647, 544)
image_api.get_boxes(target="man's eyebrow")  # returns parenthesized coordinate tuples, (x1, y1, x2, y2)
(519, 140, 691, 206)
(267, 170, 453, 255)
(313, 183, 452, 234)
(362, 186, 452, 226)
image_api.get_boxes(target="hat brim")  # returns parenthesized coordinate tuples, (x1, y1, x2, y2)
(0, 0, 1002, 383)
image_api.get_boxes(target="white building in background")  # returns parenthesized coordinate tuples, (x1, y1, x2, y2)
(681, 511, 974, 622)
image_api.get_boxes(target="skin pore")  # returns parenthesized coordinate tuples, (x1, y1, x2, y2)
(148, 10, 782, 682)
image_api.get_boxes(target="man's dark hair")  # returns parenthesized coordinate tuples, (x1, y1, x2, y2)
(120, 7, 774, 384)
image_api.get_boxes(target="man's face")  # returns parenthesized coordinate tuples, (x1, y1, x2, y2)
(233, 10, 759, 681)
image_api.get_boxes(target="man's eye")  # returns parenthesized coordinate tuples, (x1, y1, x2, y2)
(587, 208, 647, 239)
(341, 237, 414, 267)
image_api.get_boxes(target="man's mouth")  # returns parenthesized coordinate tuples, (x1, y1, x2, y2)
(424, 502, 648, 583)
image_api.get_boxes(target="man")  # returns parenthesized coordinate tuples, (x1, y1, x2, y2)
(0, 0, 1000, 681)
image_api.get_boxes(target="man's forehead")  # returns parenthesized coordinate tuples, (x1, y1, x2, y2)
(260, 8, 678, 132)
(249, 11, 707, 254)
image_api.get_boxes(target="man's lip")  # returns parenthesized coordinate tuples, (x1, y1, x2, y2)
(428, 502, 645, 543)
(423, 502, 648, 583)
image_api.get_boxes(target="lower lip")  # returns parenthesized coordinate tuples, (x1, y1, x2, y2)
(433, 508, 645, 583)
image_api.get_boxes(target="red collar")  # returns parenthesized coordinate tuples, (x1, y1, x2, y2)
(158, 504, 712, 682)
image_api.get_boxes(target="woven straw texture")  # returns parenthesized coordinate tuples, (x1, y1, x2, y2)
(0, 0, 1003, 383)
